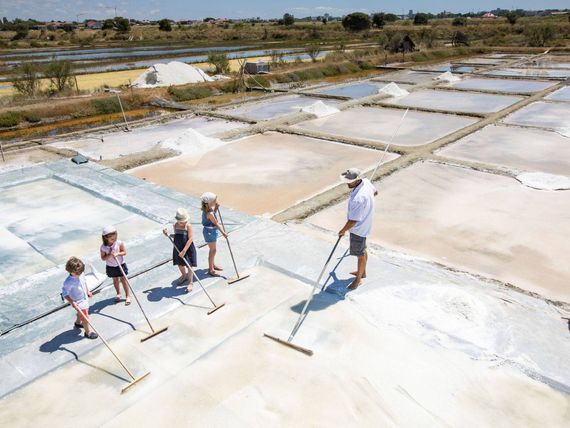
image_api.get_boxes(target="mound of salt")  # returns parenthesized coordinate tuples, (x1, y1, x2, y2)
(160, 128, 223, 155)
(132, 61, 213, 88)
(555, 127, 570, 138)
(516, 172, 570, 191)
(378, 82, 409, 97)
(435, 71, 461, 82)
(300, 101, 340, 118)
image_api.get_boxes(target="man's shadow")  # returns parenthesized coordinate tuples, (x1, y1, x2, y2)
(39, 329, 129, 382)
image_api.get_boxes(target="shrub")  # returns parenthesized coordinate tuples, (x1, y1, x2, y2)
(283, 13, 295, 26)
(372, 13, 385, 28)
(525, 24, 555, 47)
(342, 12, 372, 32)
(246, 76, 270, 88)
(22, 111, 41, 123)
(505, 11, 518, 25)
(158, 19, 172, 32)
(306, 43, 321, 62)
(168, 86, 213, 101)
(452, 17, 467, 26)
(0, 111, 22, 127)
(12, 61, 41, 97)
(91, 97, 122, 114)
(45, 58, 74, 93)
(207, 52, 230, 74)
(413, 13, 429, 25)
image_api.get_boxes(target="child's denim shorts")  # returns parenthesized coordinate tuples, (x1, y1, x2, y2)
(203, 227, 218, 243)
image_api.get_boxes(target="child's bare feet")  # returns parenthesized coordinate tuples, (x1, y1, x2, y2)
(214, 265, 223, 271)
(114, 295, 121, 303)
(186, 283, 193, 293)
(177, 275, 187, 285)
(208, 270, 220, 277)
(125, 297, 131, 306)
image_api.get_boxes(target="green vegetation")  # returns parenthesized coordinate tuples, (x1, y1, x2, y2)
(90, 97, 122, 115)
(342, 13, 372, 32)
(207, 52, 230, 74)
(0, 110, 41, 128)
(12, 62, 41, 97)
(372, 13, 385, 28)
(306, 43, 322, 62)
(167, 86, 213, 101)
(158, 19, 172, 32)
(505, 11, 519, 25)
(282, 13, 295, 26)
(413, 13, 429, 25)
(526, 24, 555, 46)
(44, 58, 74, 93)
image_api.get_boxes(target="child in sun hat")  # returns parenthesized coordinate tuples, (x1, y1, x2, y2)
(201, 192, 228, 277)
(100, 225, 131, 305)
(163, 208, 197, 292)
(61, 257, 98, 340)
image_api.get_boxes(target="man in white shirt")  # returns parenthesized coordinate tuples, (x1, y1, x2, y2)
(338, 168, 378, 290)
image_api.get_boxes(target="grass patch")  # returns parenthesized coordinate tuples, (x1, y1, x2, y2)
(167, 85, 213, 101)
(0, 111, 22, 128)
(90, 97, 122, 114)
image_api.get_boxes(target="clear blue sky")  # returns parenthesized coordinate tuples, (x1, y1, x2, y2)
(2, 0, 568, 21)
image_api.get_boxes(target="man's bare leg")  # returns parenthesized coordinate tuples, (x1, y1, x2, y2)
(348, 250, 367, 289)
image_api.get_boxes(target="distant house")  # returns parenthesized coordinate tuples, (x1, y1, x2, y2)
(85, 20, 103, 30)
(482, 12, 498, 18)
(245, 61, 270, 75)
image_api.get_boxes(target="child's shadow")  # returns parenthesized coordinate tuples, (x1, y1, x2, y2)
(39, 329, 129, 382)
(90, 297, 136, 331)
(144, 280, 211, 310)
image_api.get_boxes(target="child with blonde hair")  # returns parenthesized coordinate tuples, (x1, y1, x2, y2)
(100, 226, 130, 305)
(201, 192, 228, 277)
(62, 257, 98, 339)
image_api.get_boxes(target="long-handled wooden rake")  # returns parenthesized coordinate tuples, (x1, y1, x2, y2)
(217, 207, 250, 285)
(74, 308, 150, 394)
(164, 234, 226, 315)
(264, 236, 342, 356)
(113, 256, 168, 342)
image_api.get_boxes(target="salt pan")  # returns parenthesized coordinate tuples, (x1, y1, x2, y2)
(555, 127, 570, 139)
(160, 128, 224, 155)
(435, 71, 461, 82)
(132, 61, 213, 88)
(300, 101, 340, 118)
(516, 172, 570, 191)
(378, 82, 409, 97)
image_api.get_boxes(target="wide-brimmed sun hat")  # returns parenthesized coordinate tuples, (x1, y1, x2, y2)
(340, 168, 362, 183)
(175, 208, 189, 221)
(101, 225, 117, 236)
(201, 192, 217, 204)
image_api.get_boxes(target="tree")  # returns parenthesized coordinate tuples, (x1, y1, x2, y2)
(45, 58, 74, 92)
(158, 18, 172, 32)
(452, 31, 469, 47)
(207, 52, 230, 74)
(385, 13, 398, 22)
(13, 62, 41, 97)
(61, 23, 75, 33)
(505, 11, 518, 25)
(452, 17, 467, 26)
(413, 13, 429, 25)
(102, 19, 114, 30)
(342, 12, 371, 32)
(306, 43, 321, 62)
(113, 16, 130, 32)
(283, 13, 294, 26)
(372, 13, 385, 28)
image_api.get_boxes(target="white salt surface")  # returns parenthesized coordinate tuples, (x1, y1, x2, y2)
(132, 61, 213, 88)
(300, 100, 340, 117)
(55, 116, 246, 160)
(160, 128, 224, 155)
(435, 71, 461, 82)
(556, 127, 570, 138)
(378, 82, 409, 97)
(516, 172, 570, 191)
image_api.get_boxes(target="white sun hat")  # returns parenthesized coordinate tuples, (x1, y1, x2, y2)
(201, 192, 217, 204)
(175, 208, 189, 221)
(101, 225, 117, 236)
(340, 168, 362, 183)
